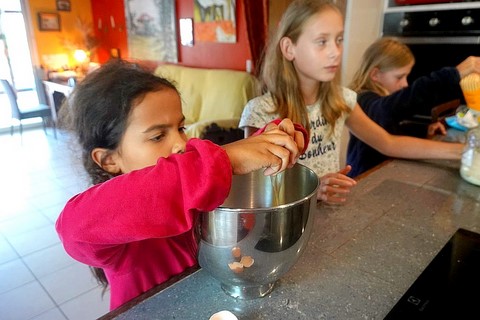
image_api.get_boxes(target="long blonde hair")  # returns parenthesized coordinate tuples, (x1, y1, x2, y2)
(349, 37, 415, 96)
(259, 0, 349, 134)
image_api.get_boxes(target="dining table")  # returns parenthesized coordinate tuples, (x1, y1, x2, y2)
(99, 132, 479, 319)
(43, 79, 75, 121)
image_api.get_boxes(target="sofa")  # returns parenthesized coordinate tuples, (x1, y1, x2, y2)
(153, 64, 257, 144)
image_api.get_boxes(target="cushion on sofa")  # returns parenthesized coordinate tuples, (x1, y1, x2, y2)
(153, 64, 256, 139)
(153, 64, 203, 125)
(199, 69, 255, 122)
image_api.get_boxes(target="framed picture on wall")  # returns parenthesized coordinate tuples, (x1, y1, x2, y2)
(38, 13, 61, 31)
(125, 0, 178, 63)
(56, 0, 71, 12)
(194, 0, 236, 43)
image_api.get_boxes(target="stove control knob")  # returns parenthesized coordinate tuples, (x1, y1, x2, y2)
(429, 17, 440, 27)
(400, 18, 409, 28)
(462, 16, 474, 26)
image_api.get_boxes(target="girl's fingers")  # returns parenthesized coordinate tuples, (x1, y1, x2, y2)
(243, 133, 293, 175)
(264, 122, 280, 133)
(262, 122, 305, 166)
(264, 132, 299, 163)
(322, 175, 357, 187)
(319, 195, 348, 203)
(338, 165, 352, 176)
(278, 118, 295, 137)
(293, 130, 305, 154)
(268, 143, 292, 174)
(229, 127, 303, 176)
(317, 170, 357, 204)
(321, 184, 352, 194)
(317, 189, 349, 203)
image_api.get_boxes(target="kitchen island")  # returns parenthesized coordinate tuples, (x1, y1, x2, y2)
(99, 158, 480, 319)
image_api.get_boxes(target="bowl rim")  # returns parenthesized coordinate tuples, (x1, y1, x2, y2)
(218, 163, 319, 212)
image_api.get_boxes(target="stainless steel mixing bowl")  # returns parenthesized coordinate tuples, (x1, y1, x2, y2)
(198, 163, 319, 299)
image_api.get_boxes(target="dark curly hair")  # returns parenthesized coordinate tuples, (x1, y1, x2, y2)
(59, 59, 179, 290)
(62, 59, 178, 185)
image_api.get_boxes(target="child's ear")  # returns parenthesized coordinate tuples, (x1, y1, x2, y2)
(370, 67, 381, 82)
(280, 36, 295, 61)
(91, 148, 121, 175)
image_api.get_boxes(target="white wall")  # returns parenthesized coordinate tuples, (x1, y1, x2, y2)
(339, 0, 384, 168)
(342, 0, 384, 86)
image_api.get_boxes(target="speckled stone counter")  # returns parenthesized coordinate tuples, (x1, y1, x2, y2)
(100, 159, 480, 320)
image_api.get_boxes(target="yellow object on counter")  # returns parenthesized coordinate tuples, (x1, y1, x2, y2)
(460, 73, 480, 111)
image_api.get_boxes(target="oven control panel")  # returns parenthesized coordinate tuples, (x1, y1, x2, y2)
(385, 0, 480, 12)
(394, 0, 463, 4)
(383, 8, 480, 36)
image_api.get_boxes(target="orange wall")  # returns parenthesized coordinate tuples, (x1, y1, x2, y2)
(28, 0, 94, 69)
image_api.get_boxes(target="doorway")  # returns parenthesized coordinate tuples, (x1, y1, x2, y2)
(0, 0, 41, 129)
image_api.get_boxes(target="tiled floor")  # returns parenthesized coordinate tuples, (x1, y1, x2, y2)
(0, 127, 111, 320)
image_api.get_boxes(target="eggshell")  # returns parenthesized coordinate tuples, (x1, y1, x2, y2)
(209, 310, 238, 320)
(240, 255, 254, 268)
(228, 261, 244, 273)
(231, 246, 242, 259)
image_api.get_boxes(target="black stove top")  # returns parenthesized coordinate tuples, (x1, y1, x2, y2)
(385, 228, 480, 319)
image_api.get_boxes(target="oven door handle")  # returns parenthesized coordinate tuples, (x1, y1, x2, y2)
(393, 36, 480, 45)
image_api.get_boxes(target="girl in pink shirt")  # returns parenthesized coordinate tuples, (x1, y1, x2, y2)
(55, 59, 305, 310)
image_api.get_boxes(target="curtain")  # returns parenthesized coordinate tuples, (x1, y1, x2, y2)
(243, 0, 268, 75)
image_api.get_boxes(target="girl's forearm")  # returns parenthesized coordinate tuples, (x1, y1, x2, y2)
(382, 136, 463, 160)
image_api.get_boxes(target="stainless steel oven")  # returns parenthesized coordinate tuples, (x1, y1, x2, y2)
(382, 6, 480, 83)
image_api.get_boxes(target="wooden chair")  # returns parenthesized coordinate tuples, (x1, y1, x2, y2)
(1, 79, 56, 138)
(431, 99, 460, 123)
(398, 99, 462, 137)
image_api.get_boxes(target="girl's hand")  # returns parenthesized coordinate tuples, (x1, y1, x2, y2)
(456, 56, 480, 78)
(317, 165, 357, 204)
(264, 118, 307, 163)
(223, 126, 300, 176)
(427, 121, 447, 138)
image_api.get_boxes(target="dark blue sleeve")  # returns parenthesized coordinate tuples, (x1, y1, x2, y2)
(358, 67, 462, 122)
(348, 67, 462, 178)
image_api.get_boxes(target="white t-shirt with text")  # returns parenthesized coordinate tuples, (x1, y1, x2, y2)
(239, 88, 357, 177)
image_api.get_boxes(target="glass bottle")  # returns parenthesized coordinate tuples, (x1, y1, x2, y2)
(460, 126, 480, 186)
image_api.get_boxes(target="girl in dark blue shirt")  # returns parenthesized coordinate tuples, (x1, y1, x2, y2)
(347, 37, 480, 177)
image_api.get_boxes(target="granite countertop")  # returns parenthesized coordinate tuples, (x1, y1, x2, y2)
(100, 158, 480, 320)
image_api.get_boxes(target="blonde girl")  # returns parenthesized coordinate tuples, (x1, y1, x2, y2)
(240, 0, 464, 204)
(350, 37, 415, 96)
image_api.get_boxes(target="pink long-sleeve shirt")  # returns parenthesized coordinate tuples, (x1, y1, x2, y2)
(56, 139, 232, 310)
